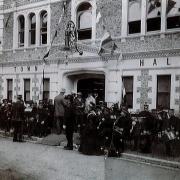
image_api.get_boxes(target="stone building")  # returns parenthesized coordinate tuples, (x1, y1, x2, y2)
(0, 0, 180, 113)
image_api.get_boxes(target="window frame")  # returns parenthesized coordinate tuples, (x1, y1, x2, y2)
(18, 15, 25, 47)
(156, 75, 171, 109)
(43, 78, 50, 101)
(122, 76, 134, 109)
(24, 79, 31, 103)
(76, 2, 92, 40)
(29, 13, 36, 45)
(7, 79, 13, 102)
(40, 10, 48, 45)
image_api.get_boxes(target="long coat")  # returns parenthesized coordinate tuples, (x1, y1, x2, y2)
(54, 94, 66, 117)
(12, 100, 25, 121)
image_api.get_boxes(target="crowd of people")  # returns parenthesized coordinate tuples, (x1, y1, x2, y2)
(0, 88, 180, 157)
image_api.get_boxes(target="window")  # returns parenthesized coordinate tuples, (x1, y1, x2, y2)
(166, 0, 180, 29)
(7, 79, 13, 101)
(29, 13, 36, 45)
(77, 2, 92, 40)
(128, 0, 141, 34)
(40, 10, 47, 45)
(24, 79, 30, 102)
(122, 76, 133, 108)
(18, 15, 25, 47)
(147, 0, 161, 32)
(157, 75, 171, 109)
(43, 78, 50, 100)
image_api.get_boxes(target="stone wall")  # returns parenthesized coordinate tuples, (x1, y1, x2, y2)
(96, 0, 122, 39)
(3, 13, 13, 50)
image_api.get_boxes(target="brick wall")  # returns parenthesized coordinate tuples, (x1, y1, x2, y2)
(1, 0, 180, 62)
(3, 13, 13, 50)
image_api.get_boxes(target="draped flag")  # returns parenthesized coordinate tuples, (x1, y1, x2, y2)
(42, 2, 66, 62)
(167, 0, 176, 14)
(98, 31, 118, 55)
(98, 31, 112, 54)
(148, 0, 161, 14)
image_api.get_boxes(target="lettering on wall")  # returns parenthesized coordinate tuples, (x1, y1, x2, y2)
(139, 58, 171, 67)
(14, 66, 38, 72)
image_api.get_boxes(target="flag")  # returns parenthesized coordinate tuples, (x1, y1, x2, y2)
(98, 31, 112, 54)
(111, 42, 118, 55)
(148, 3, 156, 14)
(43, 50, 50, 63)
(96, 12, 102, 24)
(4, 13, 11, 28)
(167, 0, 176, 14)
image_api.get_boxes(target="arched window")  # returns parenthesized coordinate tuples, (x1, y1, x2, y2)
(128, 0, 141, 34)
(147, 0, 162, 32)
(18, 15, 25, 47)
(29, 13, 36, 45)
(40, 10, 47, 45)
(77, 2, 92, 40)
(166, 0, 180, 29)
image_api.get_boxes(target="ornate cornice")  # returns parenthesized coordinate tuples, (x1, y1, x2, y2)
(122, 48, 180, 60)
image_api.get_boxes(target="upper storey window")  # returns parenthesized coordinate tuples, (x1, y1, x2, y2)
(128, 0, 141, 34)
(18, 15, 25, 47)
(77, 2, 92, 40)
(147, 0, 162, 32)
(40, 10, 47, 45)
(166, 0, 180, 29)
(29, 13, 36, 45)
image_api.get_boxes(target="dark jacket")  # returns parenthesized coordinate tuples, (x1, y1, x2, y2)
(12, 100, 25, 121)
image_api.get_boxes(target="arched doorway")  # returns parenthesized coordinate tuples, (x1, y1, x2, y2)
(65, 72, 105, 101)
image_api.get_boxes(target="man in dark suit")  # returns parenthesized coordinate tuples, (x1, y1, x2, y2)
(54, 88, 66, 134)
(12, 95, 25, 142)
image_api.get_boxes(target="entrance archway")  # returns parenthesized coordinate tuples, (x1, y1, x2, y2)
(65, 72, 105, 101)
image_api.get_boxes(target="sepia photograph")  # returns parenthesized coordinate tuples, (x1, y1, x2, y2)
(0, 0, 180, 179)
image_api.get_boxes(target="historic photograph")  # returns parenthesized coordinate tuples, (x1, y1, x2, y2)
(0, 0, 180, 179)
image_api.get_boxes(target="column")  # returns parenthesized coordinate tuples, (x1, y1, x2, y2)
(47, 6, 51, 45)
(141, 0, 147, 40)
(0, 0, 3, 53)
(91, 1, 96, 44)
(13, 13, 18, 49)
(36, 12, 40, 47)
(161, 0, 167, 38)
(121, 0, 128, 42)
(24, 14, 29, 48)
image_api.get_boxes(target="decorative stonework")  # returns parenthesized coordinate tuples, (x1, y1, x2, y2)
(137, 70, 152, 110)
(32, 74, 39, 101)
(14, 74, 20, 99)
(0, 76, 4, 101)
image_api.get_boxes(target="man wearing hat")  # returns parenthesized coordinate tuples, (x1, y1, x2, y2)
(54, 88, 66, 134)
(74, 92, 84, 132)
(12, 95, 25, 142)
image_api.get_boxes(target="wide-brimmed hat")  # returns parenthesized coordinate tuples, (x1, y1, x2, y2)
(60, 88, 66, 93)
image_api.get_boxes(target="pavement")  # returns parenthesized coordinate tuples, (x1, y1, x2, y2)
(0, 137, 105, 180)
(1, 132, 180, 180)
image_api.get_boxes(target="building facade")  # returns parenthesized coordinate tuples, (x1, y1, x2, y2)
(0, 0, 180, 113)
